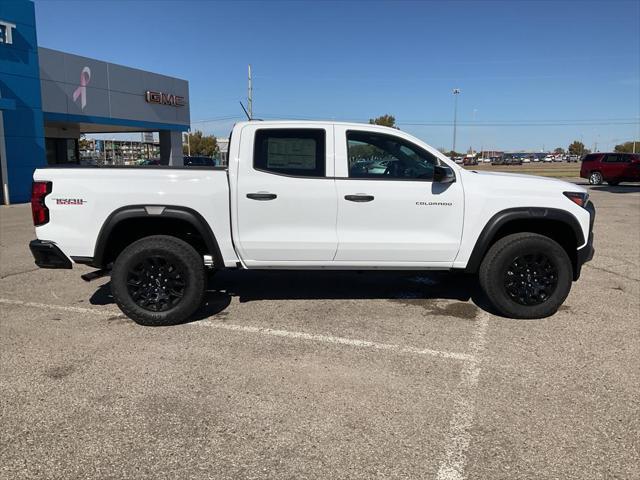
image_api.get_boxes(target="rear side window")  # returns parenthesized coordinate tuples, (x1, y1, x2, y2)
(603, 154, 629, 163)
(582, 154, 601, 162)
(253, 129, 325, 177)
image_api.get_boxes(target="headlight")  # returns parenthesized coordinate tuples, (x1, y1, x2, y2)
(563, 191, 589, 208)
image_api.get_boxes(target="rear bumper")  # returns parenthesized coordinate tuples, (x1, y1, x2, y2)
(29, 240, 72, 269)
(574, 201, 595, 280)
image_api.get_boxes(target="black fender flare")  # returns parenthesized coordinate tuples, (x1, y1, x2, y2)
(91, 205, 224, 268)
(464, 207, 585, 274)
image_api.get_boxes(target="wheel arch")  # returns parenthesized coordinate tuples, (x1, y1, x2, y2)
(465, 207, 585, 280)
(89, 205, 224, 269)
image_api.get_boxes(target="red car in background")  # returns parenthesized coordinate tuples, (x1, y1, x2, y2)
(580, 152, 640, 185)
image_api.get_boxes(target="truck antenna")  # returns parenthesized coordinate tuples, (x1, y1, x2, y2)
(239, 101, 251, 120)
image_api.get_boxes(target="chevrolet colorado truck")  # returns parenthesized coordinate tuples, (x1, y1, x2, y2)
(29, 121, 595, 325)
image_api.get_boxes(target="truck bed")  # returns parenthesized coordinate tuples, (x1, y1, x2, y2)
(33, 167, 236, 265)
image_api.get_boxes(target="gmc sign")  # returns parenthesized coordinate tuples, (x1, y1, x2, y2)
(145, 90, 185, 107)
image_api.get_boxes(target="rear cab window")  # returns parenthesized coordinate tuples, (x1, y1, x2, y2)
(253, 129, 326, 177)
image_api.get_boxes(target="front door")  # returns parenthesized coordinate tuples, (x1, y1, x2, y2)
(334, 127, 463, 265)
(235, 125, 338, 264)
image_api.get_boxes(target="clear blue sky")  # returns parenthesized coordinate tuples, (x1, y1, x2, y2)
(34, 0, 639, 152)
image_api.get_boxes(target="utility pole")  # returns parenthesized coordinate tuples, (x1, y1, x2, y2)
(452, 88, 460, 154)
(471, 108, 477, 155)
(248, 64, 253, 120)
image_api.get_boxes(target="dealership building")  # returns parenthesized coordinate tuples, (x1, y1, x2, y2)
(0, 0, 191, 204)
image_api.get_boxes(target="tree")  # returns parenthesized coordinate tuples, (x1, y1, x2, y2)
(614, 141, 639, 153)
(183, 130, 218, 156)
(369, 114, 398, 129)
(553, 147, 565, 154)
(445, 150, 463, 158)
(568, 141, 586, 156)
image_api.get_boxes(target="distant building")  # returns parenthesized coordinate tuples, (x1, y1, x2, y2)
(217, 138, 229, 165)
(479, 150, 504, 159)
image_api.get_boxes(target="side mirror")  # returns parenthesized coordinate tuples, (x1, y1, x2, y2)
(434, 165, 456, 183)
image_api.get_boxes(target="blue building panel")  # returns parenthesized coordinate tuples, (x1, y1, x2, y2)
(0, 0, 45, 204)
(0, 0, 39, 28)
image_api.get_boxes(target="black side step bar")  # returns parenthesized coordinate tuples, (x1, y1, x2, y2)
(81, 269, 111, 282)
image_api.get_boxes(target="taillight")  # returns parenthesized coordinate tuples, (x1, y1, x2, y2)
(31, 181, 52, 226)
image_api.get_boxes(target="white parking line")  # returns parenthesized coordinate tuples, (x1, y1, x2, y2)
(195, 320, 473, 361)
(0, 298, 473, 361)
(436, 311, 490, 480)
(0, 298, 115, 315)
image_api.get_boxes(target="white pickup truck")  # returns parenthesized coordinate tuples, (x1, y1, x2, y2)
(30, 121, 595, 325)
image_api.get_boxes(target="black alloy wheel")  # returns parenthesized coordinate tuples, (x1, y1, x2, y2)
(478, 232, 573, 319)
(504, 253, 558, 306)
(127, 256, 186, 312)
(111, 235, 206, 326)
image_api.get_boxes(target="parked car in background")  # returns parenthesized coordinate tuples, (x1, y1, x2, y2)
(543, 155, 554, 162)
(568, 155, 580, 162)
(138, 158, 160, 166)
(463, 156, 477, 166)
(184, 156, 216, 167)
(580, 152, 640, 185)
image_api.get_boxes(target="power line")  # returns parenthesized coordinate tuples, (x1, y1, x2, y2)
(398, 121, 638, 127)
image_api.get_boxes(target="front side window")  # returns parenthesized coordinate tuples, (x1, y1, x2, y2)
(254, 129, 325, 177)
(347, 131, 437, 180)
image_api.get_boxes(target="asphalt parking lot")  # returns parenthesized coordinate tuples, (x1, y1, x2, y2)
(1, 180, 639, 480)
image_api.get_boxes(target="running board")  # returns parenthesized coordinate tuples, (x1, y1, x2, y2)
(81, 269, 111, 282)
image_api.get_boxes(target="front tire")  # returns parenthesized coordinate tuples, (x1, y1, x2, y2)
(479, 233, 572, 319)
(111, 235, 205, 326)
(589, 171, 603, 185)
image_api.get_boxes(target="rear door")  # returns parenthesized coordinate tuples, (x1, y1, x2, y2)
(234, 124, 338, 264)
(602, 154, 626, 180)
(333, 126, 463, 265)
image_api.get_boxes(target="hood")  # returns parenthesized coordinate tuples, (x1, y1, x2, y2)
(463, 169, 587, 195)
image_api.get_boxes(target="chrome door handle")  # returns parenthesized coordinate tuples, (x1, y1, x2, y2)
(247, 193, 277, 201)
(344, 194, 374, 202)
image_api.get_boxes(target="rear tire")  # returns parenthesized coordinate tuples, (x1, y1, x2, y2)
(479, 233, 572, 319)
(589, 171, 603, 185)
(111, 235, 205, 326)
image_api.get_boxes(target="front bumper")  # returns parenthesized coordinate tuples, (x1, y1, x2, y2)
(29, 240, 72, 269)
(574, 201, 595, 280)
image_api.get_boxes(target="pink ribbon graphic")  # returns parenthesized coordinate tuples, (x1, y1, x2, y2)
(72, 66, 91, 110)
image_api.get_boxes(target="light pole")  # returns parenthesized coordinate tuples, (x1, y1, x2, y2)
(452, 88, 461, 154)
(471, 108, 477, 155)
